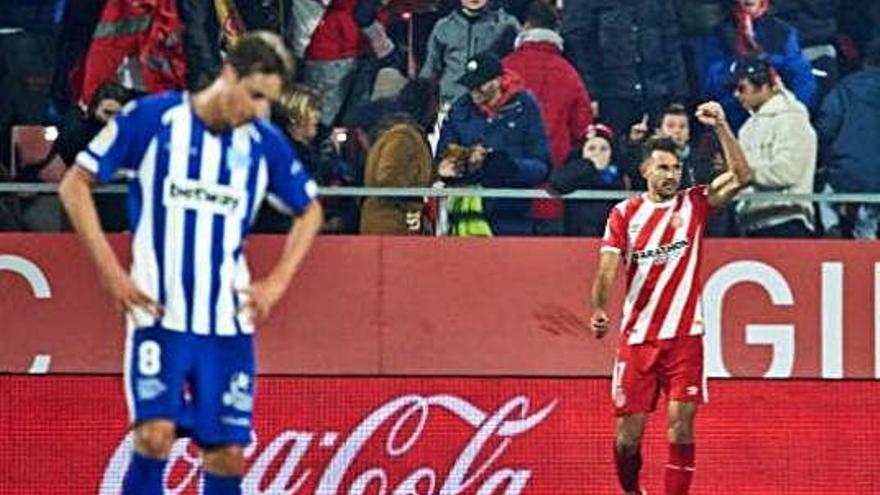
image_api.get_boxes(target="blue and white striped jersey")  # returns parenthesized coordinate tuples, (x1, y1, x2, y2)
(76, 91, 318, 336)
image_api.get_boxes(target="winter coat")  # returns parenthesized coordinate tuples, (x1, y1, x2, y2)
(694, 15, 816, 129)
(81, 0, 186, 105)
(549, 150, 627, 237)
(736, 87, 817, 232)
(291, 0, 331, 58)
(420, 7, 521, 104)
(437, 89, 550, 235)
(561, 0, 688, 102)
(305, 0, 363, 61)
(815, 67, 880, 193)
(503, 28, 594, 220)
(772, 0, 840, 46)
(360, 121, 434, 234)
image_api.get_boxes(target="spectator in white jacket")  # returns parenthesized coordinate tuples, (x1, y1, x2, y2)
(731, 53, 817, 237)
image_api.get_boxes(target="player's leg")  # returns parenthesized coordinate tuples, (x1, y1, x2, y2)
(612, 343, 661, 495)
(122, 328, 190, 495)
(193, 334, 255, 494)
(616, 413, 648, 495)
(664, 401, 697, 495)
(202, 444, 247, 493)
(661, 336, 705, 495)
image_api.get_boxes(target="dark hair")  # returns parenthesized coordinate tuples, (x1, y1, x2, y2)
(865, 38, 880, 68)
(525, 1, 558, 30)
(88, 81, 135, 116)
(225, 31, 295, 81)
(396, 78, 440, 132)
(730, 52, 776, 88)
(642, 136, 681, 163)
(660, 103, 688, 121)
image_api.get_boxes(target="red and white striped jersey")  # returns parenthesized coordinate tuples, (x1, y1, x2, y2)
(601, 186, 712, 345)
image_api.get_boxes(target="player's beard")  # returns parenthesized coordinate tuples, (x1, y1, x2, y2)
(656, 179, 679, 200)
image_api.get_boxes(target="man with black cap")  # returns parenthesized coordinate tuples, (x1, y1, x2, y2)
(731, 53, 817, 237)
(421, 0, 521, 106)
(436, 52, 550, 235)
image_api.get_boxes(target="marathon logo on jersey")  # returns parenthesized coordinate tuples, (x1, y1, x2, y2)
(163, 178, 245, 216)
(632, 239, 689, 264)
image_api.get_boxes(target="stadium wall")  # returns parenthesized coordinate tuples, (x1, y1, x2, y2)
(1, 234, 878, 378)
(2, 235, 879, 493)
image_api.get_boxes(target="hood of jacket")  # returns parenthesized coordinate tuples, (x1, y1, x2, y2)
(514, 28, 563, 51)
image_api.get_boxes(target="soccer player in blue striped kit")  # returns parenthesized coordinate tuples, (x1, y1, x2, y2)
(59, 32, 323, 494)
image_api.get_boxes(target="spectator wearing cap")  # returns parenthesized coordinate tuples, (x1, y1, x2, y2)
(561, 0, 689, 136)
(502, 0, 594, 235)
(814, 39, 880, 239)
(732, 53, 817, 237)
(549, 123, 627, 237)
(436, 52, 550, 235)
(420, 0, 521, 106)
(690, 0, 816, 130)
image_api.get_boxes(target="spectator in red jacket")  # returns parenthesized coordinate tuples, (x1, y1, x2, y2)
(503, 1, 594, 235)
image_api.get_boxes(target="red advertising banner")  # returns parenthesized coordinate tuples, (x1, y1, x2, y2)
(0, 235, 878, 378)
(1, 375, 879, 494)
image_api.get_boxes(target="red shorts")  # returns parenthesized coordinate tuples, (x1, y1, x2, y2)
(611, 335, 706, 416)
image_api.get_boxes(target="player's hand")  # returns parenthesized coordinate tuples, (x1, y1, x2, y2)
(590, 309, 610, 339)
(695, 101, 727, 128)
(237, 277, 286, 324)
(101, 264, 163, 318)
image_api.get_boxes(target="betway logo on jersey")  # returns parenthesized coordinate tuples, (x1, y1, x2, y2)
(632, 239, 689, 264)
(163, 178, 245, 216)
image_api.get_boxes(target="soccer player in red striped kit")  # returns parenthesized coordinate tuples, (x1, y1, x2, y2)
(590, 101, 752, 495)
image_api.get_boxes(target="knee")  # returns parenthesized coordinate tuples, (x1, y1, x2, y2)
(615, 431, 642, 453)
(667, 418, 694, 444)
(203, 445, 246, 476)
(133, 421, 176, 458)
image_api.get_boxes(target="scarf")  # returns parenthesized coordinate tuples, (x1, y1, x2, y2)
(476, 69, 526, 117)
(733, 0, 770, 54)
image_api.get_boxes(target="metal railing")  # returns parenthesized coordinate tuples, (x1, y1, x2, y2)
(2, 182, 880, 204)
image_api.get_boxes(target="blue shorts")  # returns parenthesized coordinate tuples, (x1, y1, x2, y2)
(124, 326, 255, 446)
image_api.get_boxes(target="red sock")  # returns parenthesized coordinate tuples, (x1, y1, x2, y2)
(665, 443, 695, 495)
(614, 444, 642, 493)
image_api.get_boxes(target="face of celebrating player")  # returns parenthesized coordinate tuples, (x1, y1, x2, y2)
(221, 66, 284, 127)
(642, 149, 682, 201)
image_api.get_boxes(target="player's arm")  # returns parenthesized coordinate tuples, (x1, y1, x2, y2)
(590, 251, 621, 339)
(242, 200, 323, 323)
(59, 166, 161, 316)
(695, 101, 752, 208)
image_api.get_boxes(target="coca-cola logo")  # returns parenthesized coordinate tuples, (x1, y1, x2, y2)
(100, 394, 557, 494)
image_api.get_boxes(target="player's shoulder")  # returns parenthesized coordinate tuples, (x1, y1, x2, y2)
(681, 185, 711, 204)
(250, 118, 291, 148)
(610, 194, 643, 218)
(118, 90, 185, 126)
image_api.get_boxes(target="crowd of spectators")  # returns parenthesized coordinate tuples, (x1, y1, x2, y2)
(0, 0, 878, 238)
